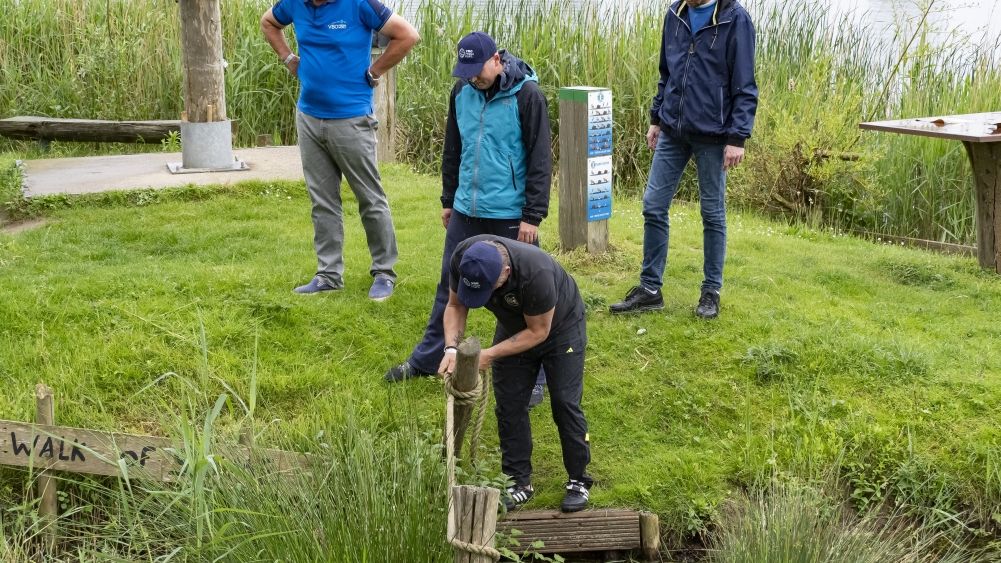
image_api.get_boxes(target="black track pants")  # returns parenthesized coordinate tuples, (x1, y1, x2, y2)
(492, 319, 592, 488)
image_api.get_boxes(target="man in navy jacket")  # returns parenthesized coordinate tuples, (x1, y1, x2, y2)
(610, 0, 757, 319)
(385, 33, 552, 402)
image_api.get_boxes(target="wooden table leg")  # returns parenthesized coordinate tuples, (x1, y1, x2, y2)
(963, 142, 1001, 273)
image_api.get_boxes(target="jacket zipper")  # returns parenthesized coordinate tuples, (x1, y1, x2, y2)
(677, 42, 694, 135)
(671, 9, 732, 135)
(509, 156, 517, 191)
(471, 98, 488, 217)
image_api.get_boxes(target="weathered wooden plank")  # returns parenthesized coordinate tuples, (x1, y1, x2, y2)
(0, 419, 305, 480)
(860, 112, 1001, 143)
(496, 509, 641, 554)
(501, 508, 638, 521)
(498, 522, 640, 531)
(0, 117, 181, 144)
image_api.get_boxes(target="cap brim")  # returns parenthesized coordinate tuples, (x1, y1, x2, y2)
(457, 283, 492, 309)
(452, 61, 486, 79)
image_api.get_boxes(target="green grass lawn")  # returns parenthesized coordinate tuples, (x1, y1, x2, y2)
(2, 163, 1000, 538)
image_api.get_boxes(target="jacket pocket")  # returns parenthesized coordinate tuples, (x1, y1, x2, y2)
(509, 156, 517, 191)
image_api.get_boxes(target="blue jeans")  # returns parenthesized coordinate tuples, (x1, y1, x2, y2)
(408, 212, 546, 387)
(640, 132, 727, 292)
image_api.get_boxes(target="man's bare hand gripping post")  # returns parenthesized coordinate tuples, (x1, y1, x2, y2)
(439, 289, 553, 375)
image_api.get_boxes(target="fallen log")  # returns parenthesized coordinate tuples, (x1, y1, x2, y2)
(0, 116, 180, 144)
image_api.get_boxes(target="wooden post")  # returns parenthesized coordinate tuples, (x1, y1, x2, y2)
(35, 384, 57, 554)
(963, 141, 1001, 273)
(178, 0, 226, 124)
(452, 485, 500, 563)
(559, 87, 612, 254)
(371, 48, 397, 163)
(639, 511, 661, 562)
(451, 338, 481, 459)
(256, 134, 273, 148)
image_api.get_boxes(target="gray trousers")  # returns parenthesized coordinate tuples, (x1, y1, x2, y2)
(296, 110, 398, 287)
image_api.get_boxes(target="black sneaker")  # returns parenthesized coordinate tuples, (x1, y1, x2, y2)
(609, 286, 664, 314)
(695, 289, 720, 319)
(383, 361, 433, 383)
(528, 383, 545, 409)
(560, 480, 590, 513)
(502, 485, 535, 512)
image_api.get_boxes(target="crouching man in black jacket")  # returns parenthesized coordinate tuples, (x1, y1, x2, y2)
(385, 32, 551, 409)
(439, 235, 593, 513)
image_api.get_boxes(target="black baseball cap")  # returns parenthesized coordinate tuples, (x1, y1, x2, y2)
(456, 241, 504, 308)
(452, 31, 497, 79)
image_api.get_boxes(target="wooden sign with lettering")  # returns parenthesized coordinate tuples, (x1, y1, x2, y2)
(0, 420, 306, 481)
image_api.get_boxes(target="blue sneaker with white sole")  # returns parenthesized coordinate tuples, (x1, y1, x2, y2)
(369, 276, 395, 301)
(293, 276, 340, 295)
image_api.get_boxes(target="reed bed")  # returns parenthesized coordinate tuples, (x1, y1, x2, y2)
(1, 0, 998, 243)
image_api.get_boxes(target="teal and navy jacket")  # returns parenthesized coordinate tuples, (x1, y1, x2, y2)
(441, 52, 552, 226)
(651, 0, 758, 147)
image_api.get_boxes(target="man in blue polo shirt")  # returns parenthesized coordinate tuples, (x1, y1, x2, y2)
(261, 0, 419, 301)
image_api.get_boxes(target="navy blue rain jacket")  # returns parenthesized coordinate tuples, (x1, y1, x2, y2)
(650, 0, 759, 147)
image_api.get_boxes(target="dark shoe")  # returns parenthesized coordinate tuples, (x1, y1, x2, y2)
(528, 383, 545, 409)
(609, 286, 664, 314)
(560, 480, 590, 513)
(384, 361, 433, 383)
(502, 485, 535, 512)
(368, 275, 395, 301)
(695, 289, 720, 319)
(293, 276, 340, 295)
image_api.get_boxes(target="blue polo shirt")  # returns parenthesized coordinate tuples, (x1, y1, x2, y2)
(272, 0, 392, 119)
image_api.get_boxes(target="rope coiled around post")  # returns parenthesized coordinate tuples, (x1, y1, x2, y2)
(443, 370, 490, 465)
(450, 537, 501, 561)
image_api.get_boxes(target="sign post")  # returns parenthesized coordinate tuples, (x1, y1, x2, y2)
(559, 87, 612, 254)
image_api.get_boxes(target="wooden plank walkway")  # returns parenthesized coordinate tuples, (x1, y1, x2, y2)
(497, 508, 641, 555)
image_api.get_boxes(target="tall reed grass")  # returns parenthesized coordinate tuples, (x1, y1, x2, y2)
(707, 482, 987, 563)
(0, 371, 451, 561)
(1, 0, 997, 242)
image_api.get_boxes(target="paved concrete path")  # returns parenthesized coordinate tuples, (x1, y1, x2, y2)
(22, 146, 304, 197)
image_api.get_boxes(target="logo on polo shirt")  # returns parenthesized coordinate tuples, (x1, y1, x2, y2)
(462, 277, 481, 289)
(458, 48, 476, 59)
(328, 20, 347, 30)
(504, 294, 519, 307)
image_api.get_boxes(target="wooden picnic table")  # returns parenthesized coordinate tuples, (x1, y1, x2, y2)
(860, 112, 1001, 274)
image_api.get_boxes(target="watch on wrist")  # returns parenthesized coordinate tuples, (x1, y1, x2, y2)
(443, 346, 458, 354)
(283, 52, 296, 66)
(366, 68, 381, 87)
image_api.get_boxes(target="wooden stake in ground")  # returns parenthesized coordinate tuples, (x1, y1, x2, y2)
(35, 384, 57, 554)
(446, 337, 481, 543)
(178, 0, 226, 124)
(452, 485, 501, 563)
(639, 511, 661, 562)
(450, 338, 482, 458)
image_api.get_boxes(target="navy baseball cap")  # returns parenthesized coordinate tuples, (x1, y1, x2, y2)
(457, 242, 504, 308)
(452, 32, 497, 79)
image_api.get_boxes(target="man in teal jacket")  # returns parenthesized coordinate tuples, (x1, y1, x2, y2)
(385, 32, 552, 410)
